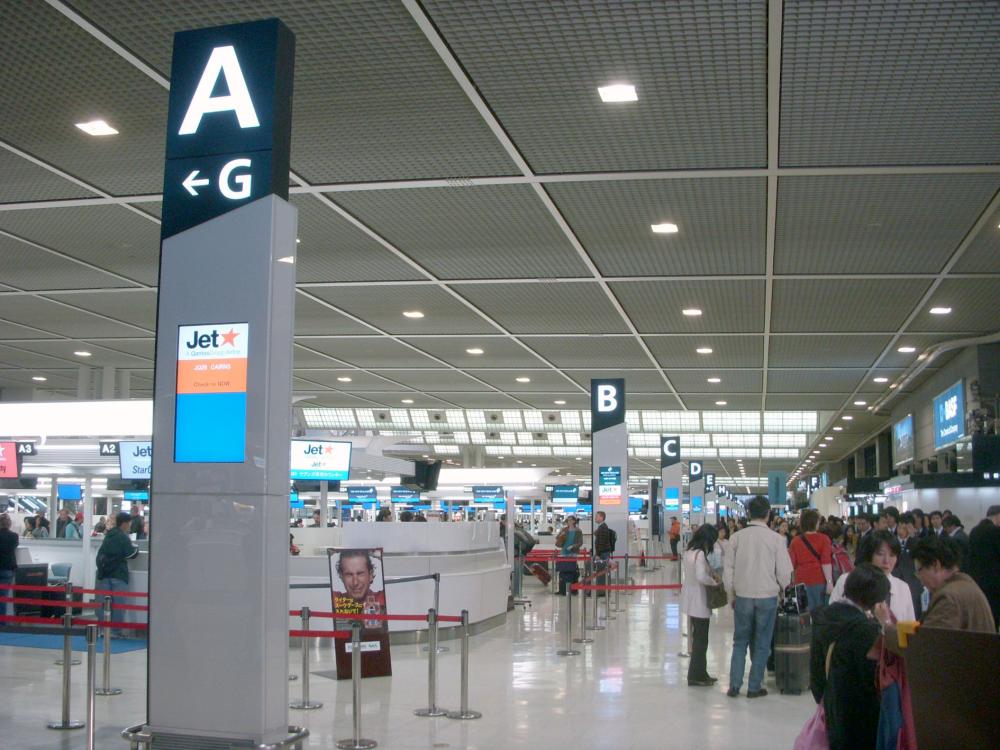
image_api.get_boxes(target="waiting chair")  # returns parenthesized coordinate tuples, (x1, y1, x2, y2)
(49, 562, 72, 586)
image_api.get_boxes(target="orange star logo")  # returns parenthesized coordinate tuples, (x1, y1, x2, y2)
(325, 445, 333, 454)
(220, 328, 239, 347)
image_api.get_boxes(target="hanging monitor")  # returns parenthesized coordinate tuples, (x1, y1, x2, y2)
(119, 441, 152, 480)
(289, 439, 351, 481)
(893, 414, 915, 466)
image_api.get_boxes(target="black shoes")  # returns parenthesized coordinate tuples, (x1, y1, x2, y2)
(687, 676, 717, 687)
(747, 688, 769, 699)
(726, 687, 740, 697)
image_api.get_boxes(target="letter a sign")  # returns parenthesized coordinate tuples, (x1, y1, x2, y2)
(162, 19, 295, 239)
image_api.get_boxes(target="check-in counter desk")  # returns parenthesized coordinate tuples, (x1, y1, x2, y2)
(289, 522, 510, 639)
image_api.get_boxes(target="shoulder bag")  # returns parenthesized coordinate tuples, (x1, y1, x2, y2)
(701, 551, 728, 609)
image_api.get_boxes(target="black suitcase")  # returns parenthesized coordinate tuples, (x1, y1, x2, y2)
(774, 610, 811, 695)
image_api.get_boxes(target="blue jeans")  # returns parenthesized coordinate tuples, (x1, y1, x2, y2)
(0, 570, 14, 618)
(96, 578, 129, 626)
(804, 583, 827, 613)
(730, 595, 778, 692)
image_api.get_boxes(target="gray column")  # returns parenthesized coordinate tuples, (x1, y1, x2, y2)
(82, 478, 94, 590)
(77, 366, 91, 400)
(101, 366, 116, 399)
(48, 477, 58, 526)
(318, 480, 328, 527)
(118, 370, 131, 399)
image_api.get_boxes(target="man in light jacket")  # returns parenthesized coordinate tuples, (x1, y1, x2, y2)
(723, 495, 793, 698)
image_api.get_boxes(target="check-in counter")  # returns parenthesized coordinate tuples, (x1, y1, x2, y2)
(288, 521, 509, 638)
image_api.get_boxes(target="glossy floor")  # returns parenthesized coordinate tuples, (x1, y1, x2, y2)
(0, 566, 814, 749)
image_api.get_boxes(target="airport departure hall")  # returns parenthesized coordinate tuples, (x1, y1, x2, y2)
(1, 1, 999, 749)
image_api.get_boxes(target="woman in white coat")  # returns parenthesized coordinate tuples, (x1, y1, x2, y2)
(829, 530, 915, 623)
(681, 524, 721, 686)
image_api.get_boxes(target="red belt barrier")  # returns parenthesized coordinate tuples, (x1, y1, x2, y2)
(0, 614, 59, 626)
(571, 583, 682, 591)
(299, 610, 463, 624)
(0, 583, 67, 594)
(110, 602, 149, 612)
(79, 588, 149, 598)
(0, 596, 102, 609)
(610, 555, 678, 560)
(72, 618, 148, 631)
(289, 629, 350, 639)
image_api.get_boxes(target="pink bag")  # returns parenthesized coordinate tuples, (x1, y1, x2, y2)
(794, 702, 830, 750)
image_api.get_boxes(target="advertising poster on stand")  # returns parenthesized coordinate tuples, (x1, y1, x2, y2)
(327, 547, 391, 679)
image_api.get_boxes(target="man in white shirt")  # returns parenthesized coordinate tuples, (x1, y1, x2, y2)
(723, 496, 793, 698)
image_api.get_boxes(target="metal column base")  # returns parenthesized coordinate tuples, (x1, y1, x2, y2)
(336, 739, 377, 750)
(54, 658, 81, 666)
(46, 719, 85, 730)
(421, 645, 450, 654)
(289, 700, 323, 710)
(556, 648, 581, 656)
(572, 636, 594, 644)
(585, 624, 606, 631)
(288, 674, 298, 681)
(414, 707, 448, 717)
(95, 687, 123, 696)
(447, 709, 482, 720)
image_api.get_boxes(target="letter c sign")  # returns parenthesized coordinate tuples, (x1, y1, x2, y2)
(663, 439, 678, 457)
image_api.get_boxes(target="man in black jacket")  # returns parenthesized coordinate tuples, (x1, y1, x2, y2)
(593, 511, 614, 564)
(893, 512, 923, 617)
(0, 514, 18, 619)
(942, 515, 970, 569)
(968, 505, 1000, 630)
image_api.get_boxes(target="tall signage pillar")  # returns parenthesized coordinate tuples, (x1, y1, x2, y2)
(660, 435, 682, 527)
(148, 20, 297, 746)
(591, 379, 628, 557)
(689, 460, 705, 527)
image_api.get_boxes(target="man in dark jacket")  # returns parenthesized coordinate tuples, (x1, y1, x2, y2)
(894, 512, 924, 617)
(0, 514, 18, 618)
(95, 512, 139, 632)
(810, 564, 889, 750)
(942, 515, 970, 569)
(593, 511, 614, 563)
(967, 505, 1000, 629)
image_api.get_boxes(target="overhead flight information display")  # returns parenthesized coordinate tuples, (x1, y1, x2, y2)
(289, 439, 352, 480)
(119, 441, 153, 479)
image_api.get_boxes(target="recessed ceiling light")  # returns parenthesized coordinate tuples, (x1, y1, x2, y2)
(402, 310, 424, 318)
(842, 415, 853, 421)
(651, 222, 679, 234)
(554, 400, 566, 405)
(825, 436, 833, 440)
(337, 376, 352, 383)
(75, 119, 118, 136)
(32, 376, 47, 382)
(516, 460, 523, 464)
(929, 307, 951, 315)
(515, 377, 531, 383)
(401, 399, 414, 404)
(819, 443, 827, 448)
(598, 83, 637, 103)
(422, 454, 429, 459)
(833, 426, 843, 431)
(575, 457, 582, 461)
(74, 351, 92, 357)
(465, 348, 484, 355)
(873, 377, 888, 383)
(715, 400, 728, 406)
(682, 308, 702, 317)
(889, 383, 898, 389)
(707, 377, 721, 384)
(277, 256, 295, 263)
(696, 347, 713, 354)
(897, 346, 916, 353)
(296, 238, 301, 244)
(854, 400, 867, 406)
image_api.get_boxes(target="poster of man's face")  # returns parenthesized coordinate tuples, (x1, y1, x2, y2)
(328, 548, 388, 633)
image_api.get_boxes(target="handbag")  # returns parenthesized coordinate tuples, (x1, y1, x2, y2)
(793, 643, 835, 750)
(700, 552, 728, 609)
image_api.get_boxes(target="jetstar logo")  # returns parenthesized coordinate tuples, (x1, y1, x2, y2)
(302, 443, 334, 456)
(185, 327, 241, 349)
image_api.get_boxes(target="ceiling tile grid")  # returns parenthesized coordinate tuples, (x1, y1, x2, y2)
(0, 233, 140, 291)
(0, 149, 94, 203)
(951, 208, 1000, 273)
(770, 278, 931, 333)
(781, 0, 1000, 166)
(423, 0, 768, 172)
(907, 278, 1000, 334)
(520, 335, 652, 369)
(331, 185, 590, 279)
(768, 334, 892, 368)
(611, 280, 766, 334)
(548, 177, 767, 276)
(775, 174, 1000, 274)
(644, 335, 764, 368)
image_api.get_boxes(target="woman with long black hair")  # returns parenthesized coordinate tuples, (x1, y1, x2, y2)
(681, 523, 720, 686)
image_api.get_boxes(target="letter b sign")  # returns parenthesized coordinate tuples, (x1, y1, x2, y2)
(597, 385, 618, 413)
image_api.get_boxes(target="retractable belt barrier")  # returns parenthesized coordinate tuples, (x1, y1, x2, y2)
(571, 583, 681, 591)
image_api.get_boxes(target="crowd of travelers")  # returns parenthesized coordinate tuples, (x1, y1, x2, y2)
(678, 497, 999, 749)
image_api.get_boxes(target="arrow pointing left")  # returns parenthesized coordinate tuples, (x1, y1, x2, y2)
(182, 170, 210, 196)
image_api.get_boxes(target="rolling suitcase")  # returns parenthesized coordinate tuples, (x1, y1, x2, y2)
(774, 610, 812, 695)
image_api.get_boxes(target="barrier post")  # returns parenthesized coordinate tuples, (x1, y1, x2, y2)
(85, 624, 97, 750)
(556, 589, 581, 656)
(96, 596, 122, 696)
(289, 607, 322, 710)
(422, 574, 449, 654)
(624, 554, 634, 595)
(414, 608, 448, 717)
(447, 610, 482, 719)
(336, 621, 376, 749)
(47, 612, 84, 730)
(587, 567, 606, 632)
(54, 583, 81, 666)
(613, 561, 625, 613)
(573, 584, 593, 644)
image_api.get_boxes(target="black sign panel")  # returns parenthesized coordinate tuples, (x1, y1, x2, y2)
(660, 435, 680, 468)
(689, 461, 704, 482)
(705, 473, 716, 491)
(99, 441, 120, 456)
(809, 475, 820, 491)
(162, 19, 295, 239)
(590, 378, 625, 433)
(16, 442, 36, 456)
(717, 484, 728, 497)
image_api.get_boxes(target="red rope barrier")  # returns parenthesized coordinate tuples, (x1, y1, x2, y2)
(0, 614, 58, 626)
(570, 583, 682, 591)
(0, 596, 102, 609)
(289, 629, 350, 639)
(78, 588, 148, 598)
(0, 584, 65, 594)
(72, 618, 147, 631)
(110, 602, 149, 612)
(299, 610, 463, 624)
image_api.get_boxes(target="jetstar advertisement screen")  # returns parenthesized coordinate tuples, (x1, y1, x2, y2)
(175, 322, 249, 463)
(290, 439, 352, 481)
(119, 441, 152, 479)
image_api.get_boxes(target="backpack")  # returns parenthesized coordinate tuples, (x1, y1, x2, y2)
(831, 544, 853, 583)
(608, 527, 617, 553)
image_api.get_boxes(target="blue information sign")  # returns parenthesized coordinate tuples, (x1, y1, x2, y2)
(691, 495, 703, 513)
(390, 486, 420, 501)
(472, 486, 504, 501)
(933, 381, 965, 450)
(347, 485, 377, 501)
(551, 485, 579, 501)
(664, 486, 680, 512)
